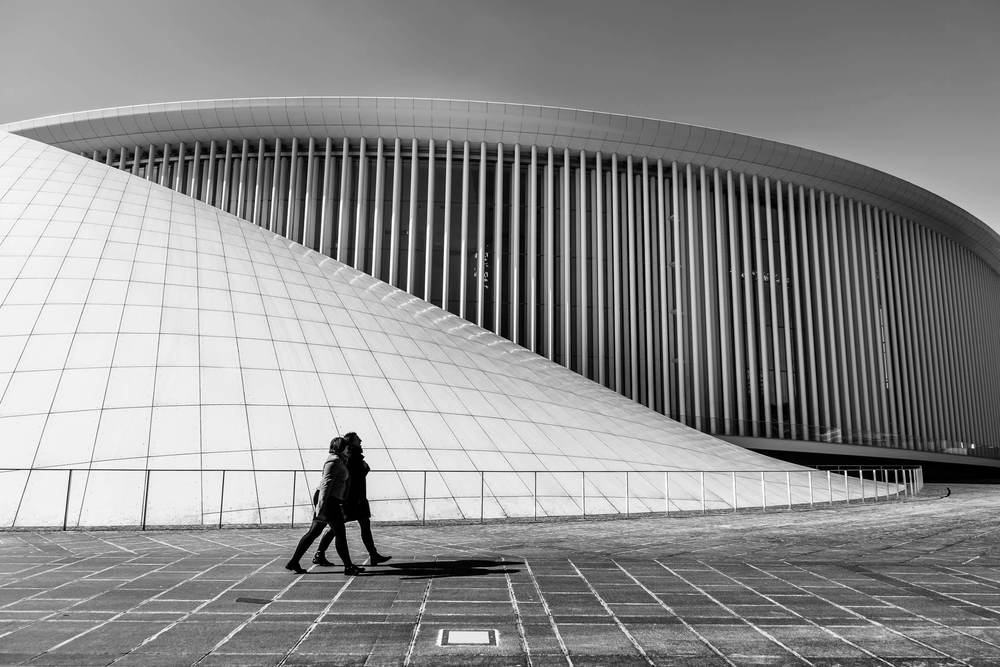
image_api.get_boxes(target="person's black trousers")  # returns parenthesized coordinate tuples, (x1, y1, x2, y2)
(318, 517, 377, 559)
(290, 515, 351, 566)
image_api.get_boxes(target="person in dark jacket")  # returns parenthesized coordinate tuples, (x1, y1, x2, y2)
(314, 432, 390, 566)
(285, 437, 364, 576)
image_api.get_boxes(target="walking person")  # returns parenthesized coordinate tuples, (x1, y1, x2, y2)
(285, 437, 365, 576)
(314, 432, 391, 566)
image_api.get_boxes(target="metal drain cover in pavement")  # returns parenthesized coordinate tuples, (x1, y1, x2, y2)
(438, 629, 499, 646)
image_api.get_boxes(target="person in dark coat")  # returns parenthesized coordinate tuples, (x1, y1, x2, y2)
(285, 437, 364, 576)
(315, 432, 390, 566)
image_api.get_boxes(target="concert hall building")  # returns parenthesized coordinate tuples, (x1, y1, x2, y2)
(0, 97, 994, 526)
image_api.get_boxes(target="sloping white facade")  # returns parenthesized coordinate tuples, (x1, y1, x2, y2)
(0, 133, 868, 527)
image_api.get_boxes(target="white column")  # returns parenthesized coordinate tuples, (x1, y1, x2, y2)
(286, 138, 300, 240)
(388, 138, 403, 286)
(146, 144, 156, 182)
(611, 155, 623, 393)
(657, 160, 670, 413)
(831, 196, 853, 442)
(672, 163, 686, 421)
(765, 179, 783, 438)
(716, 169, 733, 432)
(268, 138, 283, 233)
(131, 146, 142, 176)
(190, 141, 202, 199)
(545, 147, 555, 361)
(117, 147, 127, 171)
(751, 176, 769, 436)
(319, 137, 335, 257)
(740, 174, 759, 434)
(477, 142, 488, 327)
(459, 140, 471, 320)
(159, 144, 171, 187)
(406, 138, 419, 293)
(529, 146, 538, 351)
(811, 190, 832, 435)
(776, 183, 796, 438)
(440, 140, 454, 311)
(510, 145, 521, 344)
(689, 165, 704, 429)
(337, 139, 351, 263)
(727, 172, 745, 434)
(174, 142, 186, 192)
(204, 140, 217, 203)
(642, 159, 655, 406)
(388, 138, 404, 286)
(302, 138, 318, 249)
(370, 138, 387, 279)
(248, 139, 260, 222)
(579, 150, 589, 378)
(596, 153, 607, 387)
(627, 156, 639, 399)
(494, 143, 505, 335)
(424, 140, 436, 302)
(354, 137, 369, 271)
(701, 166, 718, 431)
(562, 149, 571, 367)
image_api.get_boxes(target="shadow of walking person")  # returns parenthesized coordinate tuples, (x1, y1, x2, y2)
(363, 559, 522, 579)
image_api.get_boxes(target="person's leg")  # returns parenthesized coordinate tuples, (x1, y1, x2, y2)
(287, 520, 325, 570)
(358, 517, 391, 563)
(358, 517, 379, 555)
(313, 526, 335, 563)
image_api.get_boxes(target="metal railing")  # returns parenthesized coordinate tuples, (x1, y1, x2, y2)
(0, 465, 924, 530)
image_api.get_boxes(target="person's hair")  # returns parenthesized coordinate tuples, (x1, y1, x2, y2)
(343, 432, 361, 447)
(329, 436, 346, 454)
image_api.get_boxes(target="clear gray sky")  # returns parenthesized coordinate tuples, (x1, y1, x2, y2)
(2, 0, 997, 231)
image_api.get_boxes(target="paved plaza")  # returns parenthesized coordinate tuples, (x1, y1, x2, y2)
(1, 484, 999, 666)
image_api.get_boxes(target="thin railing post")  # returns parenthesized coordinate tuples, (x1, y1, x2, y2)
(218, 470, 226, 529)
(290, 471, 297, 527)
(422, 471, 427, 526)
(700, 471, 706, 513)
(480, 471, 485, 524)
(533, 471, 537, 521)
(731, 471, 738, 513)
(625, 471, 630, 519)
(62, 470, 73, 531)
(827, 470, 832, 505)
(785, 471, 792, 509)
(860, 469, 865, 503)
(664, 471, 670, 515)
(582, 471, 586, 518)
(844, 471, 850, 503)
(141, 469, 151, 531)
(808, 471, 813, 508)
(760, 471, 766, 512)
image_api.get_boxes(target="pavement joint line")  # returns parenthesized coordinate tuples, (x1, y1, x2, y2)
(611, 559, 736, 667)
(523, 558, 571, 666)
(939, 565, 1000, 589)
(819, 564, 1000, 654)
(78, 531, 139, 555)
(567, 559, 654, 666)
(106, 554, 259, 665)
(0, 554, 99, 590)
(700, 561, 892, 666)
(858, 566, 1000, 622)
(654, 559, 814, 666)
(17, 553, 191, 659)
(133, 534, 197, 555)
(0, 552, 149, 618)
(401, 576, 433, 667)
(754, 563, 968, 665)
(273, 565, 362, 667)
(189, 556, 298, 665)
(502, 555, 532, 666)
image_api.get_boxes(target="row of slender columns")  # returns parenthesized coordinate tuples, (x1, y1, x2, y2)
(90, 141, 1000, 457)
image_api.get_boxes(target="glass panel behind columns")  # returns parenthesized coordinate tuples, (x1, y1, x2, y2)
(145, 471, 205, 526)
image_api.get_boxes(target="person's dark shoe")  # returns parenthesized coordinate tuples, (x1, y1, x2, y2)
(312, 554, 335, 566)
(285, 561, 307, 574)
(344, 564, 366, 576)
(369, 553, 392, 565)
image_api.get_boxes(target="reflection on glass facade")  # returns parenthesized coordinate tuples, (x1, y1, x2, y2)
(0, 131, 875, 527)
(25, 98, 996, 461)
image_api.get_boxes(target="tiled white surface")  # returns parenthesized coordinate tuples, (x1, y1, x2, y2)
(0, 132, 869, 526)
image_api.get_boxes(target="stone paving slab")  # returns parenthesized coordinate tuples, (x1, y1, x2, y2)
(1, 484, 998, 665)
